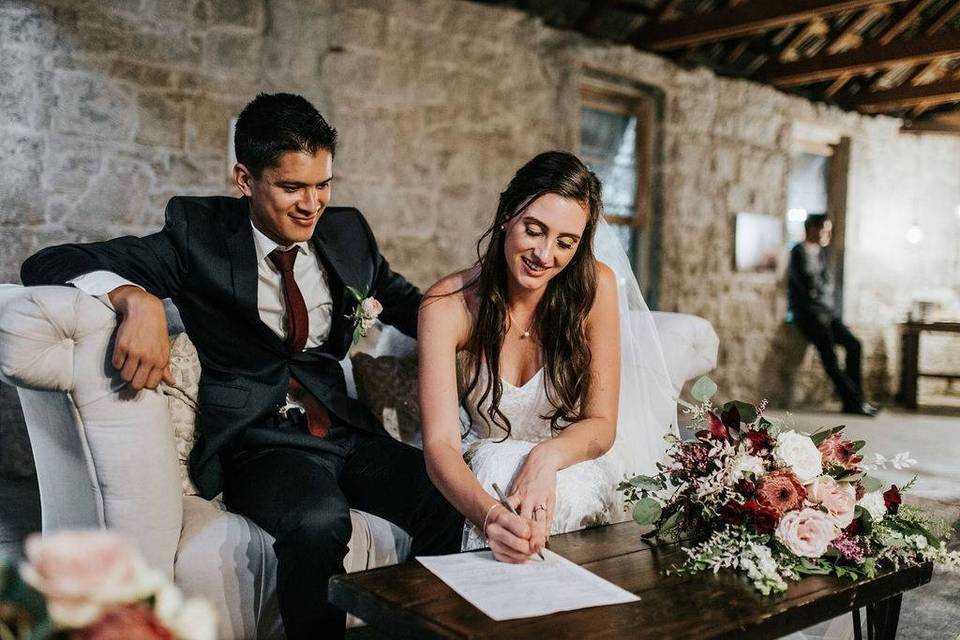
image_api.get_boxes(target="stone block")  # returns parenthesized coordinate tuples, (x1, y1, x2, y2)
(0, 133, 45, 225)
(203, 0, 263, 29)
(155, 153, 226, 190)
(135, 91, 184, 148)
(146, 0, 191, 26)
(52, 72, 137, 142)
(0, 6, 57, 50)
(183, 93, 245, 158)
(41, 136, 104, 200)
(109, 60, 175, 88)
(67, 155, 152, 232)
(126, 29, 202, 67)
(0, 47, 54, 130)
(203, 29, 263, 74)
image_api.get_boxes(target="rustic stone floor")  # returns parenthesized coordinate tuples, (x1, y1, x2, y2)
(1, 408, 956, 639)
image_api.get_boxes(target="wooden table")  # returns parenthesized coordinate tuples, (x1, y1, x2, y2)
(898, 320, 960, 409)
(330, 522, 932, 639)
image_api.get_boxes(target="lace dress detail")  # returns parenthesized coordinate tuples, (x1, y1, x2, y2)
(460, 367, 618, 551)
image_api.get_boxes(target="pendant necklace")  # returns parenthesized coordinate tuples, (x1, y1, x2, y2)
(507, 308, 534, 339)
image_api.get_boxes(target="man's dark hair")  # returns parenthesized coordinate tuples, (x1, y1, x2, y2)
(234, 93, 338, 177)
(804, 213, 829, 232)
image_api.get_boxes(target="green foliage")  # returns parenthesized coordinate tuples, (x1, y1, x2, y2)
(860, 475, 884, 493)
(810, 425, 845, 447)
(723, 400, 757, 425)
(632, 497, 662, 526)
(690, 376, 717, 402)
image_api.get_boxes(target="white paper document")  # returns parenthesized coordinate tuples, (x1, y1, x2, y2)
(416, 549, 639, 621)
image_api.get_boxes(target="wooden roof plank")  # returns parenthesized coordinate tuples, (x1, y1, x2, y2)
(760, 31, 960, 86)
(852, 77, 960, 110)
(632, 0, 909, 50)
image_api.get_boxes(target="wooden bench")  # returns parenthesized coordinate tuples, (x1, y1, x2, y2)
(331, 521, 932, 639)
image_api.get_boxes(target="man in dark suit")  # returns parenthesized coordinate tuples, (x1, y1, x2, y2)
(21, 93, 464, 639)
(787, 213, 877, 417)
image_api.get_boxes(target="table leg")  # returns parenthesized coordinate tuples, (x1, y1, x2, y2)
(898, 330, 919, 410)
(866, 594, 902, 640)
(852, 608, 862, 640)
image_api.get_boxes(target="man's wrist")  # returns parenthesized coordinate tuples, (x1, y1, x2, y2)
(108, 285, 155, 316)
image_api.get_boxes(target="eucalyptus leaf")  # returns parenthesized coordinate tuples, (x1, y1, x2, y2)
(629, 474, 665, 491)
(346, 285, 365, 302)
(632, 497, 662, 526)
(660, 508, 683, 532)
(690, 376, 717, 402)
(860, 475, 884, 493)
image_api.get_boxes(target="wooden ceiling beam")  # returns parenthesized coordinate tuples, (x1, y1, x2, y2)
(760, 31, 960, 86)
(925, 0, 960, 35)
(631, 0, 908, 50)
(852, 77, 960, 110)
(822, 6, 891, 55)
(575, 0, 614, 31)
(876, 0, 936, 44)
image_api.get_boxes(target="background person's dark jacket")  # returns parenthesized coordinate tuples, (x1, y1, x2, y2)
(787, 242, 835, 324)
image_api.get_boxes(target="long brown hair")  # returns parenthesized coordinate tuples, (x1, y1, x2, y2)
(463, 151, 603, 438)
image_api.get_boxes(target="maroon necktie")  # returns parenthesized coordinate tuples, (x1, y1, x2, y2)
(268, 247, 331, 438)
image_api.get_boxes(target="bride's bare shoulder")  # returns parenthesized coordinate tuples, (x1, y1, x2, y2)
(421, 266, 480, 316)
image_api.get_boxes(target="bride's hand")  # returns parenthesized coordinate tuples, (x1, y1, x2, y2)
(508, 444, 560, 555)
(484, 502, 535, 563)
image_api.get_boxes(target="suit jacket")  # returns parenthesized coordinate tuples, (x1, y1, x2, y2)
(20, 195, 422, 498)
(786, 242, 835, 324)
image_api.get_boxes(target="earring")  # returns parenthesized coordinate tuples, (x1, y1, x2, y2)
(500, 224, 506, 231)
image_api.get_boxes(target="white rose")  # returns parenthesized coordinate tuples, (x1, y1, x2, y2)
(773, 431, 823, 484)
(727, 453, 765, 484)
(857, 490, 887, 521)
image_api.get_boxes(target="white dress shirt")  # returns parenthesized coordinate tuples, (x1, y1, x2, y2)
(68, 221, 335, 348)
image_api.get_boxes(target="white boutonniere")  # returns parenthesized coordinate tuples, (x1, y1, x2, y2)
(346, 286, 382, 345)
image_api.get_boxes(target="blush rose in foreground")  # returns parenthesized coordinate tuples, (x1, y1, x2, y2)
(775, 508, 839, 558)
(19, 531, 165, 628)
(15, 530, 216, 640)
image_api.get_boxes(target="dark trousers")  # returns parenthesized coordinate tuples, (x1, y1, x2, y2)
(794, 313, 864, 409)
(223, 424, 464, 640)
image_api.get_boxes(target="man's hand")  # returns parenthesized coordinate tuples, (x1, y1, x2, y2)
(107, 285, 174, 391)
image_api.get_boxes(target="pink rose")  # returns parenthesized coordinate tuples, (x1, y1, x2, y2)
(360, 297, 382, 319)
(19, 531, 164, 628)
(817, 433, 863, 471)
(775, 508, 839, 558)
(806, 476, 857, 527)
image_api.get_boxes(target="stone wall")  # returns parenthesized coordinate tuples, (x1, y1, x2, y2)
(2, 0, 959, 475)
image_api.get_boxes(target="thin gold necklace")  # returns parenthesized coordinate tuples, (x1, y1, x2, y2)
(507, 307, 535, 339)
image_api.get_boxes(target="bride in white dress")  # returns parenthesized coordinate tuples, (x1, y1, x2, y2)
(418, 152, 677, 561)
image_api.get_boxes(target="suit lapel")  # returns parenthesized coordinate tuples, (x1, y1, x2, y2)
(313, 227, 363, 355)
(226, 216, 285, 351)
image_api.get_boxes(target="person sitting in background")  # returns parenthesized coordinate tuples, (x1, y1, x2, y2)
(787, 213, 878, 417)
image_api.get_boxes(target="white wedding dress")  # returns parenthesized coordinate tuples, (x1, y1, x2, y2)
(458, 219, 680, 551)
(460, 366, 619, 551)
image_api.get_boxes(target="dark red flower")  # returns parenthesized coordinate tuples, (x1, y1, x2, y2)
(720, 500, 744, 526)
(743, 430, 774, 456)
(735, 478, 756, 497)
(843, 519, 861, 536)
(742, 500, 780, 534)
(855, 483, 865, 501)
(755, 469, 806, 515)
(883, 485, 902, 515)
(707, 412, 728, 440)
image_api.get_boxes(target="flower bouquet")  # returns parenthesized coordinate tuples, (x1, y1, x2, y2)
(1, 530, 216, 640)
(618, 377, 960, 595)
